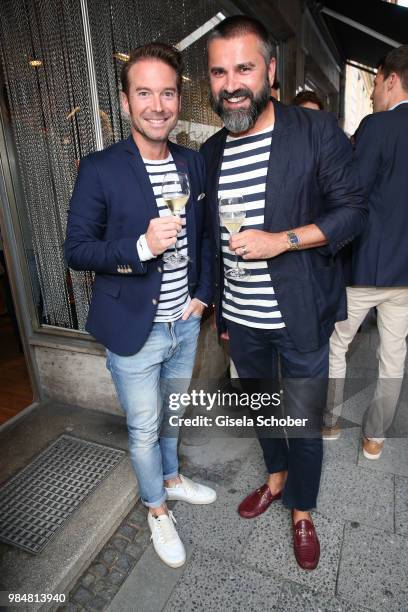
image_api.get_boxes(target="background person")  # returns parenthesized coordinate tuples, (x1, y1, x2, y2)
(292, 90, 324, 111)
(326, 45, 408, 459)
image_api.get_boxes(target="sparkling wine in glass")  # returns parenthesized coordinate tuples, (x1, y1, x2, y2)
(161, 171, 190, 265)
(219, 195, 250, 279)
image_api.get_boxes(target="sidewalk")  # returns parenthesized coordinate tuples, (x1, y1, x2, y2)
(63, 319, 408, 612)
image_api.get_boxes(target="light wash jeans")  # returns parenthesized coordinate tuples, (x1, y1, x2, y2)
(106, 316, 201, 507)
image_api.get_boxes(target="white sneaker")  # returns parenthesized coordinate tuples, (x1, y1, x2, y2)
(165, 474, 217, 504)
(147, 510, 186, 568)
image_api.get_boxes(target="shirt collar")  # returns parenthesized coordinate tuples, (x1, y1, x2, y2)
(388, 100, 408, 111)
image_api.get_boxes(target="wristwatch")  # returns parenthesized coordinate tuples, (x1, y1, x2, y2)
(287, 231, 300, 250)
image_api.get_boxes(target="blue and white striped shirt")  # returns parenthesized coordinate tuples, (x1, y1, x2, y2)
(143, 154, 189, 322)
(218, 126, 285, 329)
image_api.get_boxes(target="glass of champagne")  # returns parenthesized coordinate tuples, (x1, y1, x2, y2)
(219, 195, 250, 279)
(161, 171, 190, 265)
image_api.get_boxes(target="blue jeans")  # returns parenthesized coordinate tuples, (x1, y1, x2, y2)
(106, 316, 201, 507)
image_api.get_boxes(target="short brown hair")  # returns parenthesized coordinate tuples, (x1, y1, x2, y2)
(121, 42, 184, 96)
(207, 15, 276, 66)
(292, 90, 324, 110)
(380, 45, 408, 92)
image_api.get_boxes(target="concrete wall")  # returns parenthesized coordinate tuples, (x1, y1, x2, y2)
(33, 318, 229, 415)
(34, 344, 122, 415)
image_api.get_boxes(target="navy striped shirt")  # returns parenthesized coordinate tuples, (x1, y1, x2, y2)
(143, 155, 189, 322)
(218, 126, 285, 329)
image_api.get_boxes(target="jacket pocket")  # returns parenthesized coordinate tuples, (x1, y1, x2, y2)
(93, 275, 121, 298)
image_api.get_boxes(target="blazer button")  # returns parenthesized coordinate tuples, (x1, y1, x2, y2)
(157, 266, 163, 273)
(152, 298, 158, 305)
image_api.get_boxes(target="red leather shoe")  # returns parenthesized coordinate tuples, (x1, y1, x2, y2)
(292, 516, 320, 570)
(238, 484, 282, 518)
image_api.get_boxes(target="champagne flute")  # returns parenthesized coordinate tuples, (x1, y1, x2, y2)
(219, 195, 250, 279)
(161, 171, 190, 265)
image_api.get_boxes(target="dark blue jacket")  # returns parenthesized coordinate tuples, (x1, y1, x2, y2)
(351, 103, 408, 286)
(200, 100, 368, 353)
(65, 136, 212, 356)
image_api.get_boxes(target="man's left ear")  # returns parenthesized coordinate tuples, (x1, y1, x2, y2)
(388, 72, 398, 91)
(268, 57, 276, 87)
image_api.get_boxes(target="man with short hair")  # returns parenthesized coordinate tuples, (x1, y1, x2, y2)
(201, 15, 367, 570)
(327, 45, 408, 458)
(65, 42, 215, 569)
(292, 90, 324, 111)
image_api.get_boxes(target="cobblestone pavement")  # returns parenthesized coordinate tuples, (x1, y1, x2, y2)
(60, 322, 408, 612)
(59, 462, 219, 612)
(59, 501, 151, 612)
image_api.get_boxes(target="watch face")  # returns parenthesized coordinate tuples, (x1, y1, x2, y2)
(288, 232, 299, 248)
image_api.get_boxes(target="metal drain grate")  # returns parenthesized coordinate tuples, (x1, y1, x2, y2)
(0, 435, 126, 554)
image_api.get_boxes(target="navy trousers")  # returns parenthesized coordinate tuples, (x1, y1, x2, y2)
(227, 320, 328, 510)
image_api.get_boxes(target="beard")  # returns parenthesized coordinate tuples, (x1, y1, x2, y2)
(209, 78, 271, 133)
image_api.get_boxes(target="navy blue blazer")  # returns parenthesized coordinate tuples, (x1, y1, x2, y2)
(65, 136, 212, 356)
(200, 100, 368, 353)
(351, 103, 408, 286)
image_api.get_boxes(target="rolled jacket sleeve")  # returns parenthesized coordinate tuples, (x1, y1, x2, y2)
(313, 114, 368, 256)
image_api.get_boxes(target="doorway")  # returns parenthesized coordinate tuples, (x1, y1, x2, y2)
(0, 245, 33, 425)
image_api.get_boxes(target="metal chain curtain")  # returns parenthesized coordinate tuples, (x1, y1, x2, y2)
(0, 0, 223, 331)
(87, 0, 222, 148)
(0, 0, 95, 330)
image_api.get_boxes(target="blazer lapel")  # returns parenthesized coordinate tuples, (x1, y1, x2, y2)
(264, 101, 295, 231)
(207, 129, 227, 247)
(123, 136, 158, 218)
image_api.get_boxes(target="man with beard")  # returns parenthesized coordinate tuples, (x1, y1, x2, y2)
(200, 16, 367, 570)
(65, 43, 215, 569)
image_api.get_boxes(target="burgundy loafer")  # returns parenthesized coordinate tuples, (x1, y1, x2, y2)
(238, 484, 282, 518)
(292, 517, 320, 570)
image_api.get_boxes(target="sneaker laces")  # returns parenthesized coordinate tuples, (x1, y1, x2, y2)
(178, 474, 200, 494)
(151, 510, 178, 545)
